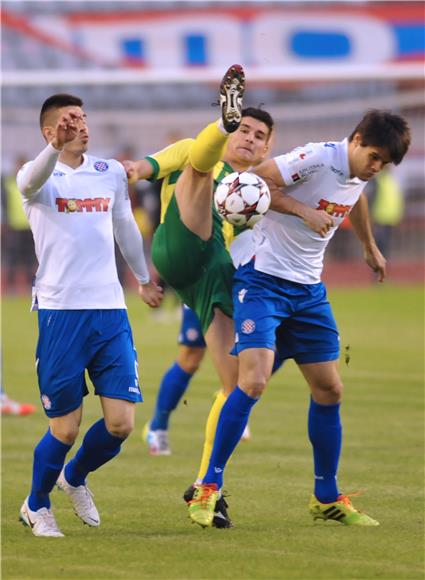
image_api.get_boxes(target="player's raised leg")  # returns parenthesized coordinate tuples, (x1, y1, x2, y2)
(174, 65, 245, 240)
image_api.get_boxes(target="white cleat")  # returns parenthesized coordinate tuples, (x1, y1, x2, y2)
(19, 498, 64, 537)
(57, 468, 100, 527)
(143, 423, 171, 455)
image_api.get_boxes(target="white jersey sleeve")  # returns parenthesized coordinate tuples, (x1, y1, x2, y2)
(110, 161, 150, 284)
(17, 143, 61, 199)
(274, 142, 325, 187)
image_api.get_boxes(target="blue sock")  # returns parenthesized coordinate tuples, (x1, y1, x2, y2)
(29, 430, 72, 511)
(150, 362, 192, 430)
(204, 386, 258, 488)
(65, 419, 124, 487)
(308, 398, 342, 503)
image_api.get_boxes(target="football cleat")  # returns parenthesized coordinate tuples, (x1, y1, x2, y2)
(184, 484, 233, 528)
(309, 494, 380, 526)
(1, 395, 36, 416)
(143, 422, 171, 456)
(220, 64, 245, 133)
(19, 497, 64, 537)
(57, 468, 100, 526)
(188, 483, 220, 528)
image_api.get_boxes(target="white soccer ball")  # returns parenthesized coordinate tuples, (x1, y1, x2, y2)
(214, 171, 271, 227)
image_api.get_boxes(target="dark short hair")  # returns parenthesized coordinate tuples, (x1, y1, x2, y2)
(348, 109, 411, 165)
(40, 94, 83, 128)
(241, 107, 274, 139)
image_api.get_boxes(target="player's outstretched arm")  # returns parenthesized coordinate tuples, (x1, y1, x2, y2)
(349, 192, 386, 282)
(122, 159, 154, 184)
(255, 159, 334, 237)
(17, 110, 80, 198)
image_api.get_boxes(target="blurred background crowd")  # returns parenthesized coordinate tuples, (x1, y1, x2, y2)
(2, 0, 424, 295)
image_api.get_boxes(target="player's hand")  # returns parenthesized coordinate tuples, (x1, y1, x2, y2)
(122, 160, 139, 184)
(138, 281, 164, 308)
(50, 110, 81, 150)
(364, 242, 386, 282)
(303, 208, 334, 237)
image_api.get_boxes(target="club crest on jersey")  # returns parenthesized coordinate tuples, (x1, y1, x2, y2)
(317, 198, 352, 218)
(241, 319, 256, 334)
(94, 161, 109, 172)
(56, 197, 111, 213)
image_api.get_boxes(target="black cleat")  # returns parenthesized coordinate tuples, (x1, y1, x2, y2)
(219, 64, 245, 133)
(183, 484, 233, 528)
(183, 484, 197, 504)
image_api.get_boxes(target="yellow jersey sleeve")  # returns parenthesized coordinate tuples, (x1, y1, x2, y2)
(146, 138, 194, 181)
(145, 139, 194, 222)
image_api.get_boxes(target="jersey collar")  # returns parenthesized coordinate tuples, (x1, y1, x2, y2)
(56, 154, 89, 172)
(340, 138, 365, 185)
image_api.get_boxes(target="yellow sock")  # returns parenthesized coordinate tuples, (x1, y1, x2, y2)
(196, 390, 227, 482)
(189, 121, 228, 173)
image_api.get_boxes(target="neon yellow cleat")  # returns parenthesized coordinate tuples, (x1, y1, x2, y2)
(309, 494, 380, 526)
(188, 484, 220, 528)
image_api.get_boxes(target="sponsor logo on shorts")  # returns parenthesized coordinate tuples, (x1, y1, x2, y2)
(238, 288, 247, 303)
(41, 394, 52, 410)
(128, 386, 140, 394)
(94, 161, 109, 172)
(241, 319, 256, 334)
(186, 328, 200, 341)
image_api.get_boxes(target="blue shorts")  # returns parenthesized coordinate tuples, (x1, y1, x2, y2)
(178, 304, 206, 348)
(233, 260, 340, 364)
(36, 309, 142, 418)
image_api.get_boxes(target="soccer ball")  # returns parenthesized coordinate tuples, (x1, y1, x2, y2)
(214, 171, 271, 227)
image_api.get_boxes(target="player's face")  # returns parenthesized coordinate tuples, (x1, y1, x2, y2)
(349, 133, 391, 181)
(48, 106, 89, 154)
(225, 117, 270, 169)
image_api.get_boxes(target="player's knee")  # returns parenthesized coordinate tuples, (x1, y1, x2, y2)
(178, 347, 205, 374)
(50, 424, 79, 446)
(105, 417, 134, 439)
(313, 378, 344, 403)
(240, 377, 267, 399)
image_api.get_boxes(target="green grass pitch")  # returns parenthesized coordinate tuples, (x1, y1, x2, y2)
(2, 285, 424, 579)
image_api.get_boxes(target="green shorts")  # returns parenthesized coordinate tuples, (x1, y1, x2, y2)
(152, 194, 234, 334)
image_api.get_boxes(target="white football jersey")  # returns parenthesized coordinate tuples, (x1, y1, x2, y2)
(250, 138, 366, 284)
(18, 154, 132, 309)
